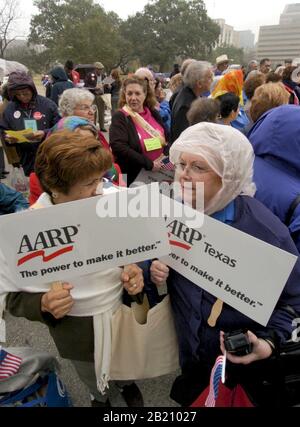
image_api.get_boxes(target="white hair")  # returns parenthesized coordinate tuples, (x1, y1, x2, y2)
(58, 88, 95, 116)
(183, 61, 212, 90)
(181, 58, 197, 77)
(245, 70, 263, 82)
(248, 60, 258, 67)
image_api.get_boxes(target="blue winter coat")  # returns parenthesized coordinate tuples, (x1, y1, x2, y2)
(50, 67, 74, 105)
(231, 106, 250, 132)
(248, 105, 300, 252)
(159, 100, 171, 132)
(0, 183, 29, 215)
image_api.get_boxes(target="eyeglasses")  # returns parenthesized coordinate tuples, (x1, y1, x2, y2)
(174, 162, 210, 177)
(76, 104, 97, 112)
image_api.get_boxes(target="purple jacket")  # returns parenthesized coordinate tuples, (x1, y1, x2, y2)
(247, 105, 300, 253)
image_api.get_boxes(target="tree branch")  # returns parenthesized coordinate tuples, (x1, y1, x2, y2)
(0, 0, 20, 56)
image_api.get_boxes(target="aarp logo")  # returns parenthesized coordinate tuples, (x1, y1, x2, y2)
(17, 226, 79, 266)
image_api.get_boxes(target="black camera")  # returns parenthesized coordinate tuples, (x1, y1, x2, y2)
(224, 330, 253, 356)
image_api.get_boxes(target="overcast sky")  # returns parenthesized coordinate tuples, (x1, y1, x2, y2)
(18, 0, 295, 40)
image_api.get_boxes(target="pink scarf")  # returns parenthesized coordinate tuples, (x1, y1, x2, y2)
(122, 107, 165, 161)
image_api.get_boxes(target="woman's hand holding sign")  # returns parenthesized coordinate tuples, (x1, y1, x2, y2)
(41, 282, 74, 319)
(150, 260, 169, 286)
(122, 264, 144, 295)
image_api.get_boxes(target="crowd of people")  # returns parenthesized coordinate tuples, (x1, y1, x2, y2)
(0, 53, 300, 408)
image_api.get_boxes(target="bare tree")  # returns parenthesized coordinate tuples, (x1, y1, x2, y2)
(0, 0, 20, 57)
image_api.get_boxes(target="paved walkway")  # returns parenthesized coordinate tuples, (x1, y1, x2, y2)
(6, 313, 179, 407)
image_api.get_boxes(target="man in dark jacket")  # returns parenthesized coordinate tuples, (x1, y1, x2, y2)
(169, 58, 196, 111)
(0, 71, 60, 176)
(170, 64, 180, 79)
(64, 60, 80, 85)
(50, 66, 74, 105)
(171, 61, 213, 143)
(84, 62, 107, 131)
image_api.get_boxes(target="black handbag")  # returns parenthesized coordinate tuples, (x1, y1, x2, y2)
(272, 323, 300, 407)
(240, 306, 300, 407)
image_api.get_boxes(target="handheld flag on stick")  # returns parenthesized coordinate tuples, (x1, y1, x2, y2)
(0, 348, 22, 380)
(205, 354, 226, 407)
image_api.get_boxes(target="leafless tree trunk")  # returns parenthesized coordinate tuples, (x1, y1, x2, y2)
(0, 0, 20, 57)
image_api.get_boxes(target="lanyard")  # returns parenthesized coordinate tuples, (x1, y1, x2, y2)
(22, 109, 32, 119)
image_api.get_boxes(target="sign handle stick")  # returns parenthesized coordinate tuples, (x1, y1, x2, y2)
(51, 281, 64, 291)
(207, 299, 224, 327)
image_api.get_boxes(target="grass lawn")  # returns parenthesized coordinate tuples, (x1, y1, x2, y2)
(33, 74, 46, 96)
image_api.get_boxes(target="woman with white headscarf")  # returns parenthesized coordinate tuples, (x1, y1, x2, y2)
(150, 122, 300, 406)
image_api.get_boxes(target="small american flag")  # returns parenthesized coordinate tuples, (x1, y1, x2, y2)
(160, 158, 175, 171)
(205, 354, 226, 407)
(0, 348, 22, 380)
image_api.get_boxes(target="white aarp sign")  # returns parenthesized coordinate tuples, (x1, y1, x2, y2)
(161, 197, 298, 326)
(134, 168, 174, 186)
(0, 184, 170, 287)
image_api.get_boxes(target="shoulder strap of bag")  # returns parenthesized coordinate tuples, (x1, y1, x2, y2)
(0, 296, 6, 343)
(0, 376, 46, 406)
(285, 195, 300, 226)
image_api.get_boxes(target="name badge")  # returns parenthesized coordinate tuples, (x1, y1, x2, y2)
(144, 137, 162, 152)
(24, 119, 38, 132)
